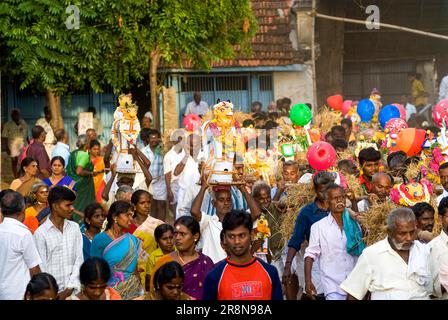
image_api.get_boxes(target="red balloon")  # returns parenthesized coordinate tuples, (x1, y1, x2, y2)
(392, 103, 406, 120)
(327, 95, 344, 111)
(385, 118, 408, 135)
(183, 114, 202, 132)
(306, 141, 337, 170)
(433, 99, 448, 127)
(396, 128, 426, 156)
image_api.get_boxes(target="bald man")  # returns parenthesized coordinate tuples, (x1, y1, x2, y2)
(357, 172, 392, 212)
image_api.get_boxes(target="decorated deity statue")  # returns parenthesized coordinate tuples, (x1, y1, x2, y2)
(390, 173, 433, 207)
(111, 93, 141, 172)
(202, 100, 244, 184)
(369, 88, 382, 115)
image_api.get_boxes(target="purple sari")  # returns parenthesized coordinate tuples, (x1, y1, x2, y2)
(183, 253, 214, 300)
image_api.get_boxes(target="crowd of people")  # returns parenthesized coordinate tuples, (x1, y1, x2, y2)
(2, 86, 448, 302)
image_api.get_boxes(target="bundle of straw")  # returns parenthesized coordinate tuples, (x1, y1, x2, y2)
(279, 182, 315, 246)
(234, 111, 252, 125)
(360, 201, 398, 246)
(345, 173, 365, 199)
(313, 106, 342, 134)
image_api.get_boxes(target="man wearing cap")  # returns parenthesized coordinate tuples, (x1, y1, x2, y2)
(184, 91, 209, 117)
(2, 109, 29, 178)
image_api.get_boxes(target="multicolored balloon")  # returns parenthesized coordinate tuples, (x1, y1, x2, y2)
(433, 99, 448, 127)
(357, 99, 375, 122)
(183, 114, 202, 132)
(378, 105, 400, 129)
(385, 118, 408, 135)
(327, 95, 343, 111)
(290, 103, 312, 126)
(396, 128, 426, 156)
(306, 141, 337, 170)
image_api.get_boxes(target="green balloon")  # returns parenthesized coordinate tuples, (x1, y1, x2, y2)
(290, 103, 312, 126)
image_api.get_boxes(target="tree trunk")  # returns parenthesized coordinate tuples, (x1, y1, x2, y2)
(45, 89, 64, 130)
(149, 50, 161, 130)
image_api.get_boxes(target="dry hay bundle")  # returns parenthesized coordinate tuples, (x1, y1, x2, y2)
(337, 149, 355, 162)
(314, 106, 342, 134)
(279, 182, 315, 246)
(430, 195, 442, 236)
(405, 161, 423, 180)
(345, 173, 365, 199)
(234, 111, 252, 125)
(360, 201, 398, 246)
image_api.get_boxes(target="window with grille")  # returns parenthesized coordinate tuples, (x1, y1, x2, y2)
(259, 75, 273, 91)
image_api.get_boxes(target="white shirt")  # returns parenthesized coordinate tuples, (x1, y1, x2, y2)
(437, 189, 448, 206)
(163, 146, 186, 182)
(51, 142, 70, 168)
(405, 103, 417, 121)
(35, 118, 55, 146)
(34, 216, 84, 292)
(176, 155, 200, 189)
(184, 100, 209, 116)
(177, 185, 213, 218)
(340, 238, 433, 300)
(304, 214, 358, 296)
(0, 217, 42, 300)
(429, 230, 448, 299)
(439, 75, 448, 101)
(199, 213, 226, 264)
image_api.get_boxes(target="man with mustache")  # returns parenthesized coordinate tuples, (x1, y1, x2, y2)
(341, 208, 434, 300)
(357, 172, 392, 212)
(412, 202, 435, 243)
(304, 184, 359, 300)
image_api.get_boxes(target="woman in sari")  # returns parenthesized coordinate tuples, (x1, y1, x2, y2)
(66, 134, 98, 222)
(90, 201, 144, 300)
(9, 157, 42, 197)
(151, 216, 214, 300)
(89, 139, 105, 203)
(23, 181, 48, 233)
(43, 156, 76, 190)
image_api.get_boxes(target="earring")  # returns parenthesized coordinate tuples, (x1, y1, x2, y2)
(114, 219, 118, 223)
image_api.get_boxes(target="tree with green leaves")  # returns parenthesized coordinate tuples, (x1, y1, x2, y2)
(0, 0, 146, 129)
(138, 0, 257, 129)
(1, 0, 257, 131)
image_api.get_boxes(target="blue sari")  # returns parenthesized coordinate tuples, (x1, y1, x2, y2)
(43, 176, 77, 191)
(91, 232, 143, 299)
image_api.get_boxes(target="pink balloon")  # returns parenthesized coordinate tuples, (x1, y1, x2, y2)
(342, 100, 352, 116)
(183, 114, 202, 132)
(392, 103, 406, 120)
(385, 118, 408, 135)
(306, 141, 337, 170)
(433, 99, 448, 127)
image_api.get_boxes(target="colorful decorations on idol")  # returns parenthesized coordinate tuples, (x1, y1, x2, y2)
(244, 148, 275, 183)
(202, 100, 243, 184)
(111, 94, 141, 172)
(369, 88, 382, 115)
(390, 173, 433, 207)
